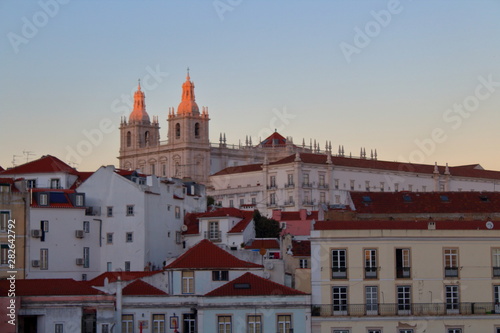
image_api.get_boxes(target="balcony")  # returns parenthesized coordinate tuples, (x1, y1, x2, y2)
(331, 267, 347, 279)
(445, 266, 459, 278)
(302, 182, 312, 188)
(396, 266, 411, 278)
(303, 200, 314, 206)
(284, 183, 295, 189)
(311, 302, 500, 317)
(267, 202, 277, 208)
(318, 184, 328, 190)
(203, 231, 222, 242)
(283, 200, 295, 206)
(266, 184, 277, 190)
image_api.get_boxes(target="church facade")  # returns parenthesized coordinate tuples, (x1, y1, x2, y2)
(118, 72, 315, 183)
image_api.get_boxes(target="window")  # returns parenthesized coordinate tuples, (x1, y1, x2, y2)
(126, 232, 133, 243)
(39, 193, 48, 206)
(106, 233, 113, 244)
(251, 197, 256, 205)
(40, 248, 48, 270)
(396, 248, 411, 278)
(218, 316, 231, 333)
(303, 173, 310, 186)
(320, 192, 326, 204)
(299, 259, 308, 268)
(0, 184, 10, 193)
(270, 175, 276, 188)
(102, 324, 109, 333)
(83, 221, 89, 233)
(364, 249, 377, 278)
(83, 247, 90, 268)
(398, 330, 413, 333)
(365, 181, 371, 191)
(0, 211, 9, 232)
(182, 271, 194, 294)
(269, 193, 276, 205)
(493, 248, 500, 277)
(239, 198, 244, 206)
(333, 330, 349, 333)
(229, 199, 234, 207)
(107, 206, 113, 217)
(212, 270, 229, 281)
(183, 314, 196, 333)
(75, 194, 84, 207)
(447, 328, 462, 333)
(380, 182, 385, 192)
(122, 315, 134, 333)
(162, 164, 166, 176)
(1, 244, 8, 265)
(444, 248, 459, 277)
(176, 231, 182, 244)
(495, 285, 500, 304)
(27, 179, 36, 188)
(175, 206, 181, 219)
(446, 285, 459, 313)
(365, 286, 378, 315)
(107, 262, 112, 272)
(319, 174, 326, 186)
(126, 205, 134, 216)
(152, 314, 165, 333)
(287, 174, 294, 186)
(126, 131, 132, 147)
(175, 123, 181, 138)
(247, 315, 261, 333)
(397, 286, 411, 314)
(367, 330, 381, 333)
(334, 178, 339, 189)
(350, 180, 355, 190)
(125, 261, 131, 271)
(82, 274, 87, 281)
(55, 323, 63, 333)
(194, 123, 200, 138)
(50, 178, 60, 189)
(277, 314, 292, 333)
(332, 286, 348, 314)
(209, 221, 220, 241)
(332, 249, 347, 279)
(150, 163, 155, 174)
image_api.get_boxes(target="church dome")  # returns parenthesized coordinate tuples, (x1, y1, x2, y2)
(129, 81, 151, 123)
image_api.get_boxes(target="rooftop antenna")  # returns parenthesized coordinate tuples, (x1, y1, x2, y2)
(23, 150, 36, 163)
(11, 155, 21, 167)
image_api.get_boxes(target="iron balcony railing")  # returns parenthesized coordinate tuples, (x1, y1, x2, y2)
(203, 231, 222, 242)
(311, 302, 500, 317)
(396, 266, 411, 278)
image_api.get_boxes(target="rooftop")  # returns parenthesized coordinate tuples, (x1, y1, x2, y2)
(314, 219, 500, 231)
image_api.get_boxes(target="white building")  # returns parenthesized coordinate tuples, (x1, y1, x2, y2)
(78, 165, 207, 273)
(209, 152, 500, 216)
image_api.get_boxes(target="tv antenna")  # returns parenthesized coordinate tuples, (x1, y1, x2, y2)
(11, 155, 21, 167)
(23, 150, 36, 163)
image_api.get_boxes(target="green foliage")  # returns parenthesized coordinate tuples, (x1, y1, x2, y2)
(253, 210, 281, 238)
(206, 195, 215, 209)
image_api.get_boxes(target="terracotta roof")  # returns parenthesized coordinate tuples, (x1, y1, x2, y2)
(205, 272, 307, 296)
(71, 171, 95, 189)
(350, 191, 500, 214)
(0, 166, 4, 172)
(165, 239, 262, 269)
(183, 212, 204, 235)
(292, 240, 311, 257)
(245, 239, 280, 250)
(314, 219, 500, 231)
(279, 211, 318, 220)
(211, 164, 262, 177)
(0, 155, 78, 176)
(0, 279, 101, 296)
(122, 280, 167, 296)
(259, 132, 287, 147)
(88, 271, 162, 286)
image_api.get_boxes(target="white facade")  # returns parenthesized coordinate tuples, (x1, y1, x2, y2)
(78, 165, 206, 273)
(210, 152, 500, 216)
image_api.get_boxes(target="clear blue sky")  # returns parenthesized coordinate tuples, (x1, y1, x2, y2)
(1, 0, 500, 171)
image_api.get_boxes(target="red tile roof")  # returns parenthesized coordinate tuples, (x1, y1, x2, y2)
(314, 219, 500, 231)
(205, 272, 307, 296)
(211, 164, 262, 177)
(122, 280, 167, 296)
(245, 239, 280, 250)
(350, 191, 500, 214)
(0, 279, 102, 296)
(165, 239, 263, 269)
(88, 271, 162, 286)
(259, 132, 287, 147)
(71, 171, 95, 189)
(292, 240, 311, 257)
(278, 211, 318, 221)
(0, 155, 79, 176)
(183, 212, 205, 235)
(29, 189, 83, 209)
(0, 166, 4, 172)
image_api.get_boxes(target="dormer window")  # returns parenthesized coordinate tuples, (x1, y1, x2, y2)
(75, 194, 84, 207)
(27, 179, 37, 189)
(50, 178, 60, 189)
(39, 193, 48, 206)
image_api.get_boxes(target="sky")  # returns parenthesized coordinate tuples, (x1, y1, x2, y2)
(1, 0, 500, 172)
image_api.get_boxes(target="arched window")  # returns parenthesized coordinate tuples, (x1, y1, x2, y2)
(145, 131, 150, 146)
(194, 123, 200, 138)
(126, 131, 131, 147)
(175, 123, 181, 139)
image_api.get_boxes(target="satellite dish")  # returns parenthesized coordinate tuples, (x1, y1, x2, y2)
(181, 225, 188, 232)
(486, 221, 494, 229)
(263, 271, 271, 279)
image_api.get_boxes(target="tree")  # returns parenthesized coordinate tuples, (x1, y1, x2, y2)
(253, 210, 281, 238)
(206, 195, 215, 210)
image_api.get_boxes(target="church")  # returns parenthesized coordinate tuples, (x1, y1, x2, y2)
(118, 71, 317, 183)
